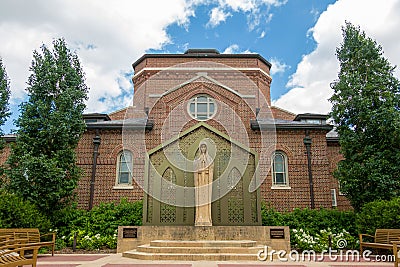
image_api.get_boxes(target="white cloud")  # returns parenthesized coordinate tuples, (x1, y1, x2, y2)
(223, 44, 256, 55)
(258, 30, 266, 39)
(269, 58, 288, 75)
(273, 0, 400, 114)
(209, 0, 286, 30)
(207, 7, 232, 27)
(223, 44, 240, 54)
(0, 0, 195, 113)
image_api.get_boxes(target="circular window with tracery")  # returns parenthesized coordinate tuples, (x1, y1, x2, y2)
(188, 95, 216, 121)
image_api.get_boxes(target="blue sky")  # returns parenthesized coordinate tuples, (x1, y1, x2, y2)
(0, 0, 399, 133)
(150, 0, 336, 100)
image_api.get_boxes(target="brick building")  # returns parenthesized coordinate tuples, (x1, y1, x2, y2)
(2, 49, 351, 220)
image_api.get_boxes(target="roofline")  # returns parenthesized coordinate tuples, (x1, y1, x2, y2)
(83, 113, 111, 121)
(132, 52, 272, 70)
(294, 113, 330, 121)
(326, 136, 340, 142)
(250, 120, 333, 131)
(271, 105, 296, 116)
(85, 120, 154, 130)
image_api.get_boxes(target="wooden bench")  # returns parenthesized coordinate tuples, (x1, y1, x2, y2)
(359, 229, 400, 267)
(0, 239, 40, 267)
(0, 229, 55, 256)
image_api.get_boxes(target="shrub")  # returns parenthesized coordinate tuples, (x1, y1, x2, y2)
(262, 204, 357, 236)
(261, 203, 358, 250)
(356, 197, 400, 235)
(0, 189, 51, 232)
(53, 199, 142, 250)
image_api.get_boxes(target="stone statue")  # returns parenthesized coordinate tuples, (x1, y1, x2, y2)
(194, 142, 214, 226)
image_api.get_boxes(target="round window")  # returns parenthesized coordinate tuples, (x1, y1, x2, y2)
(188, 95, 216, 121)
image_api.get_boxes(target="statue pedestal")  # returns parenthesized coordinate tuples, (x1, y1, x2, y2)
(117, 225, 291, 259)
(195, 221, 212, 227)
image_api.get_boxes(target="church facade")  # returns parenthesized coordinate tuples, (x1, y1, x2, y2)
(0, 49, 350, 223)
(72, 49, 350, 219)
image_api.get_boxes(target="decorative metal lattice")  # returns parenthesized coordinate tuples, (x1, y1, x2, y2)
(227, 168, 244, 223)
(248, 158, 258, 223)
(160, 168, 177, 223)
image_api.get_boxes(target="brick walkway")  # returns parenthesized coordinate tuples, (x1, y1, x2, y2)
(26, 254, 394, 267)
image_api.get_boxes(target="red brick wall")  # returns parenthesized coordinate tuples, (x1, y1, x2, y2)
(108, 108, 128, 120)
(134, 57, 271, 74)
(262, 129, 336, 211)
(271, 106, 296, 121)
(327, 142, 352, 210)
(76, 129, 145, 209)
(132, 57, 272, 105)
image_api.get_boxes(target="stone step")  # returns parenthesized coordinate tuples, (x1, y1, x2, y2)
(123, 250, 265, 261)
(137, 244, 264, 254)
(149, 240, 257, 247)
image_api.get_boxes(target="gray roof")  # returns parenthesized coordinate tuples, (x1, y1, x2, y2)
(132, 49, 272, 69)
(251, 119, 333, 131)
(85, 118, 153, 130)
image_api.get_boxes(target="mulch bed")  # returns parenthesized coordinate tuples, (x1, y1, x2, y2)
(53, 248, 117, 254)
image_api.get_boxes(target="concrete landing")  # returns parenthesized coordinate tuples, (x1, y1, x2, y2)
(32, 253, 394, 267)
(122, 240, 266, 261)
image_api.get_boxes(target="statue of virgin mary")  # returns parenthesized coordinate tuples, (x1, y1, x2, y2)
(194, 141, 214, 226)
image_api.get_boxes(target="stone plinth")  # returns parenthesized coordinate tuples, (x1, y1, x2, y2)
(117, 226, 290, 254)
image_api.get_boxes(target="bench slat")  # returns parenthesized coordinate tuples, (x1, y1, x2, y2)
(360, 229, 400, 267)
(0, 228, 55, 256)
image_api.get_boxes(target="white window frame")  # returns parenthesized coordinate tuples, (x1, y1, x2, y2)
(187, 95, 217, 121)
(331, 189, 338, 207)
(114, 150, 134, 189)
(271, 151, 290, 189)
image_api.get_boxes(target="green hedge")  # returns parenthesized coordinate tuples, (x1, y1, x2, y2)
(261, 203, 358, 251)
(261, 203, 357, 236)
(356, 197, 400, 235)
(52, 199, 143, 250)
(0, 189, 51, 232)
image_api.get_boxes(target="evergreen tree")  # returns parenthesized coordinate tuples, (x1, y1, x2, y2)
(0, 58, 11, 146)
(330, 22, 400, 211)
(7, 39, 88, 215)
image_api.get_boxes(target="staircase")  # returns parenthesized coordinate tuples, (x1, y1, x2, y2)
(123, 240, 268, 261)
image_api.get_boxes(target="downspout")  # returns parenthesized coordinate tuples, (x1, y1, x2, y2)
(303, 130, 315, 209)
(89, 129, 101, 210)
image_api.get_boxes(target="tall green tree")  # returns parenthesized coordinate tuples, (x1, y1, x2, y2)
(7, 38, 89, 215)
(0, 58, 11, 182)
(0, 58, 11, 148)
(330, 22, 400, 211)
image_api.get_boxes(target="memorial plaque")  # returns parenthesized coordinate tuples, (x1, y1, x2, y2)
(122, 227, 138, 238)
(270, 228, 285, 239)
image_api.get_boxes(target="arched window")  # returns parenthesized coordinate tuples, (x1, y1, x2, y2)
(272, 151, 289, 187)
(117, 150, 133, 185)
(188, 95, 216, 121)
